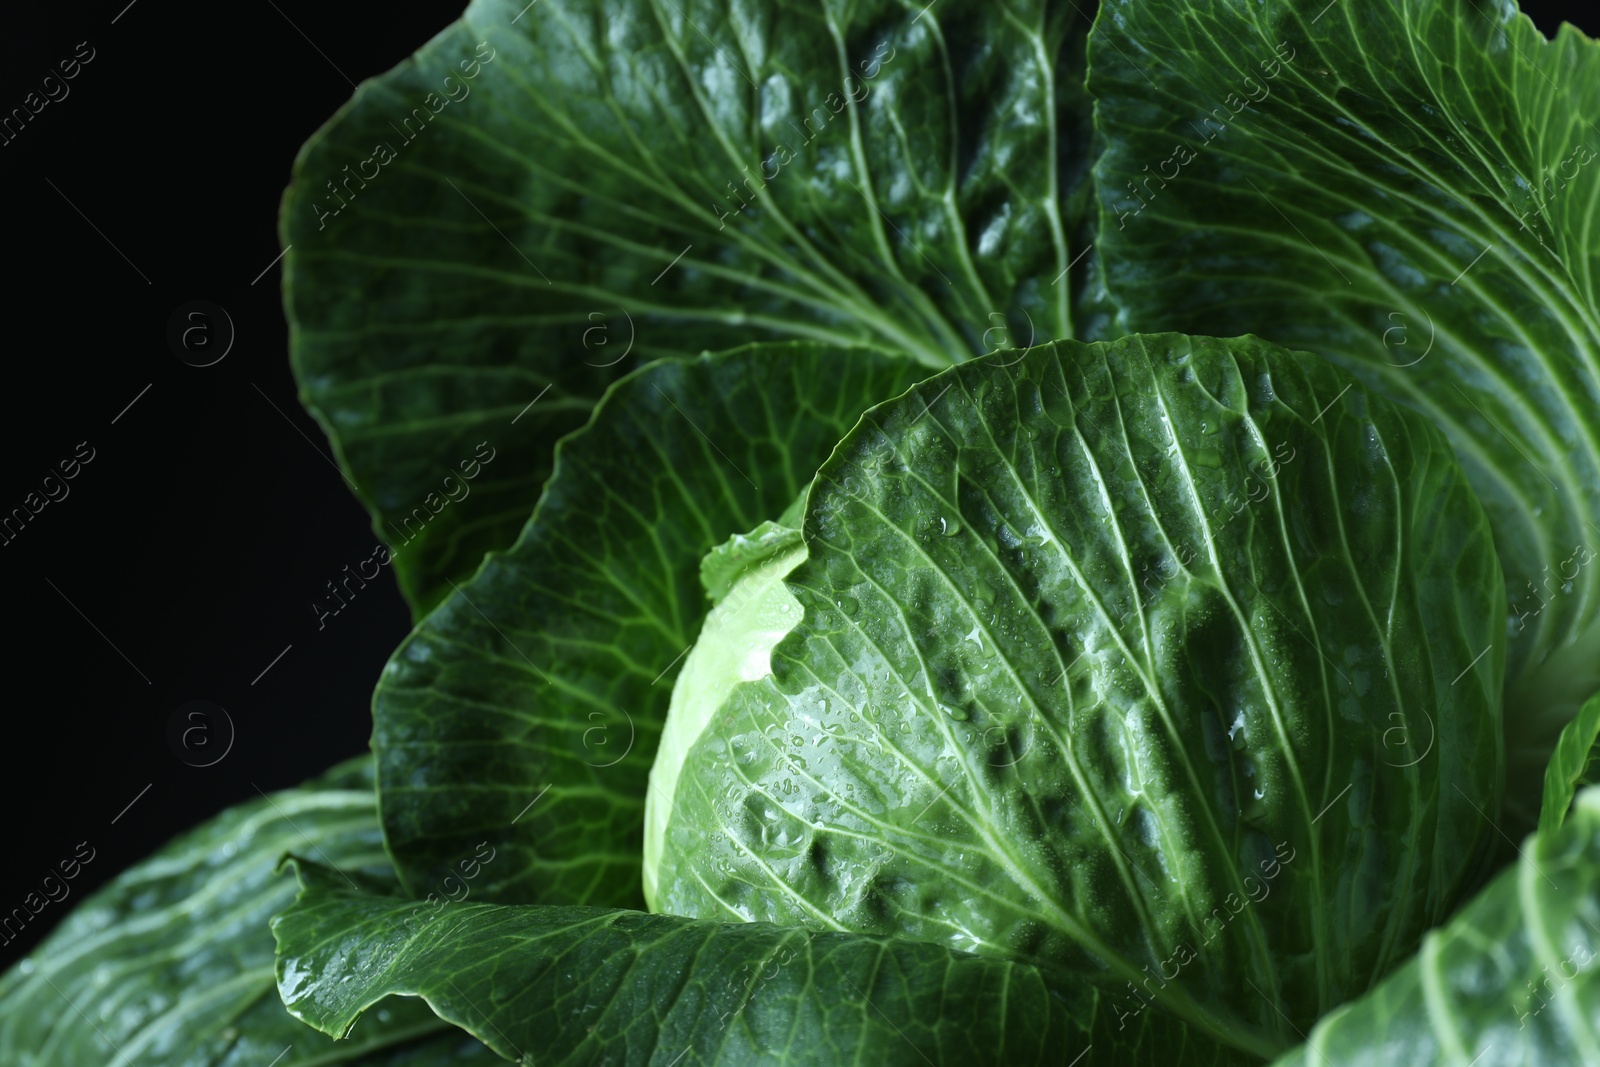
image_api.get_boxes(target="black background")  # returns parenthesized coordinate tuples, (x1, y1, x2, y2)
(0, 0, 1592, 968)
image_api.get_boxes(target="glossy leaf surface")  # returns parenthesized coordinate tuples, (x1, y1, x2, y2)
(284, 0, 1102, 614)
(274, 859, 1246, 1066)
(0, 758, 498, 1067)
(1091, 0, 1600, 817)
(656, 334, 1505, 1054)
(373, 343, 925, 909)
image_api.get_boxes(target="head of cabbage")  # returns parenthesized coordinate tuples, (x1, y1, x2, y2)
(642, 336, 1505, 1052)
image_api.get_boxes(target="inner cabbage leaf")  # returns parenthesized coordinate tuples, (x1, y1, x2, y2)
(643, 518, 809, 908)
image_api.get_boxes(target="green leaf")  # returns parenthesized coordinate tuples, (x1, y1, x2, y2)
(274, 859, 1249, 1066)
(1541, 691, 1600, 835)
(373, 342, 926, 910)
(1271, 784, 1600, 1066)
(1089, 0, 1600, 820)
(643, 517, 809, 908)
(284, 0, 1101, 616)
(699, 519, 806, 606)
(0, 757, 498, 1067)
(654, 335, 1505, 1057)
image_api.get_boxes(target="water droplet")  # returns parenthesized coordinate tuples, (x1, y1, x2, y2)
(942, 704, 970, 721)
(837, 595, 859, 615)
(940, 516, 961, 536)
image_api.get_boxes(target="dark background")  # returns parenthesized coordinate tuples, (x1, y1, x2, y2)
(0, 0, 1592, 967)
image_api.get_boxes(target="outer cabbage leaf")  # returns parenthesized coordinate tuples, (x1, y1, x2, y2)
(283, 0, 1103, 615)
(1090, 0, 1600, 820)
(0, 757, 498, 1067)
(273, 859, 1248, 1066)
(373, 343, 925, 909)
(1541, 691, 1600, 835)
(1273, 785, 1600, 1066)
(655, 335, 1504, 1057)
